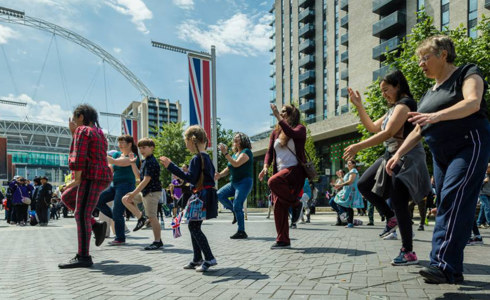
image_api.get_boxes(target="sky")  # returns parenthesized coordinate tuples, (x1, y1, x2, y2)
(0, 0, 274, 137)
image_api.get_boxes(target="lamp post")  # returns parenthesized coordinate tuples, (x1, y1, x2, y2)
(151, 41, 218, 171)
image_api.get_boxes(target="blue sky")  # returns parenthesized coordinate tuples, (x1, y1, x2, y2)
(0, 0, 273, 137)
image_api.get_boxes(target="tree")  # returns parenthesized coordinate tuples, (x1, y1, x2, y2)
(353, 12, 490, 171)
(214, 119, 235, 188)
(153, 122, 188, 186)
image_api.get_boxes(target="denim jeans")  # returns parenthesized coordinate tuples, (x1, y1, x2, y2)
(329, 197, 344, 215)
(477, 195, 490, 225)
(217, 177, 253, 232)
(97, 183, 135, 241)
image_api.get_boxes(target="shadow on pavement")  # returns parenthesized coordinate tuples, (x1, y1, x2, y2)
(436, 292, 490, 299)
(246, 237, 296, 241)
(203, 267, 269, 283)
(92, 260, 152, 276)
(294, 227, 329, 231)
(292, 247, 376, 256)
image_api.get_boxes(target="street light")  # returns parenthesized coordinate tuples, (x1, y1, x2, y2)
(151, 40, 218, 171)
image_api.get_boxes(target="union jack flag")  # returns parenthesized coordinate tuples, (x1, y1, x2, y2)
(122, 118, 138, 143)
(188, 54, 212, 146)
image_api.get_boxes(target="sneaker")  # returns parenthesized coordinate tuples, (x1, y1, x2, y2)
(133, 216, 148, 232)
(418, 224, 424, 231)
(353, 219, 363, 226)
(383, 232, 398, 240)
(478, 224, 488, 229)
(345, 223, 354, 228)
(230, 231, 248, 239)
(305, 219, 311, 223)
(392, 248, 419, 266)
(467, 235, 483, 246)
(108, 240, 126, 246)
(379, 216, 398, 237)
(290, 223, 297, 229)
(58, 254, 93, 269)
(419, 266, 464, 284)
(367, 222, 374, 226)
(183, 260, 203, 269)
(270, 241, 291, 249)
(144, 240, 163, 250)
(125, 229, 131, 234)
(92, 221, 108, 247)
(196, 259, 217, 272)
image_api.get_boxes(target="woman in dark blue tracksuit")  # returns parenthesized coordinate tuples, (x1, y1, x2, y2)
(386, 35, 490, 284)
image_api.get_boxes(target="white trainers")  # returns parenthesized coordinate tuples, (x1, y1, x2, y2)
(196, 259, 217, 272)
(383, 232, 398, 240)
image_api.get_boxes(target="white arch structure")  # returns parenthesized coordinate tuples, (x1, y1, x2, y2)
(0, 6, 153, 98)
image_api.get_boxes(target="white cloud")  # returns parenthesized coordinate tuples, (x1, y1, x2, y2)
(113, 47, 122, 53)
(173, 0, 194, 10)
(0, 25, 16, 44)
(178, 13, 273, 56)
(105, 0, 153, 34)
(0, 94, 72, 125)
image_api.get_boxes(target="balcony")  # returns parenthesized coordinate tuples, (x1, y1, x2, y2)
(372, 10, 406, 38)
(300, 100, 316, 113)
(372, 65, 391, 81)
(340, 0, 348, 11)
(299, 39, 315, 53)
(299, 0, 314, 8)
(372, 35, 401, 60)
(299, 55, 315, 68)
(299, 70, 315, 84)
(372, 0, 403, 15)
(299, 85, 316, 98)
(341, 33, 349, 46)
(340, 51, 348, 63)
(486, 0, 490, 9)
(299, 24, 315, 38)
(340, 87, 348, 98)
(341, 15, 349, 28)
(341, 69, 349, 80)
(298, 8, 315, 23)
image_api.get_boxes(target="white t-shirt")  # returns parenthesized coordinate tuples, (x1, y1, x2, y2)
(274, 138, 298, 171)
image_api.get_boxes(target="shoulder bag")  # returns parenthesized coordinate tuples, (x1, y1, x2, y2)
(286, 146, 317, 181)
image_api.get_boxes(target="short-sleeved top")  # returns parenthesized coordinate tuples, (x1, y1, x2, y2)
(112, 151, 140, 186)
(381, 97, 417, 153)
(228, 148, 253, 183)
(140, 154, 162, 196)
(418, 64, 488, 141)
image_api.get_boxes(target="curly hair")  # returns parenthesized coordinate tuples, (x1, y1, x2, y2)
(232, 132, 252, 152)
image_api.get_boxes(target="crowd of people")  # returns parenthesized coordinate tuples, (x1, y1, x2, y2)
(2, 35, 488, 285)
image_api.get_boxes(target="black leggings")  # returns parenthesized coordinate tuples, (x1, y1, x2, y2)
(358, 158, 413, 251)
(188, 221, 214, 262)
(346, 208, 354, 224)
(358, 158, 395, 219)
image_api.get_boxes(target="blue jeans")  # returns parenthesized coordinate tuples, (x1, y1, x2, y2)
(329, 197, 344, 215)
(217, 177, 253, 232)
(97, 183, 135, 241)
(477, 195, 490, 225)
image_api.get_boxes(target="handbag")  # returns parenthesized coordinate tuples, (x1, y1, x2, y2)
(22, 196, 31, 205)
(286, 145, 317, 180)
(182, 152, 207, 221)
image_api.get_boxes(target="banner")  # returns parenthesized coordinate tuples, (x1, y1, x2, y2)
(122, 118, 138, 143)
(188, 54, 212, 146)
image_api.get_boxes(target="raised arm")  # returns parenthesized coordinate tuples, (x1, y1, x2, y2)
(348, 88, 385, 133)
(344, 104, 410, 159)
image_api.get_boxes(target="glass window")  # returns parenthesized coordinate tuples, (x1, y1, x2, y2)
(441, 0, 449, 29)
(468, 0, 478, 38)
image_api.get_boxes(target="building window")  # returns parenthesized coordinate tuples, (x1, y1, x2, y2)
(468, 0, 478, 38)
(417, 0, 425, 11)
(334, 0, 340, 116)
(441, 0, 449, 29)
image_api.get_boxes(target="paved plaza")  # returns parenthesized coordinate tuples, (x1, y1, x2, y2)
(1, 210, 489, 300)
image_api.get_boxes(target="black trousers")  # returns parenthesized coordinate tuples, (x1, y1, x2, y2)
(188, 221, 214, 262)
(37, 204, 49, 224)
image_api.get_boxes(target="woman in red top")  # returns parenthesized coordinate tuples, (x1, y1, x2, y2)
(59, 104, 113, 269)
(259, 104, 306, 249)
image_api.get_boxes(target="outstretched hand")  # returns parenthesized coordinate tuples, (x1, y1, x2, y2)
(348, 88, 362, 108)
(407, 112, 441, 126)
(159, 156, 171, 168)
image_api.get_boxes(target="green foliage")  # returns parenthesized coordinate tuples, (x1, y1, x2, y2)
(354, 11, 490, 171)
(153, 122, 189, 186)
(215, 119, 235, 188)
(303, 122, 320, 181)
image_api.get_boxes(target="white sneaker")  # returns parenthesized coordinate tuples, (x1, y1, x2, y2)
(383, 232, 398, 240)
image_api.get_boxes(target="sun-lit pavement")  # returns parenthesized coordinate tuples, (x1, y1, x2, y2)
(1, 210, 489, 299)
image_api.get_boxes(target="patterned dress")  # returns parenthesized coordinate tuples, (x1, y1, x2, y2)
(334, 168, 364, 209)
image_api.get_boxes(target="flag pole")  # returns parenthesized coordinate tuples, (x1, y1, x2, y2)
(211, 45, 217, 173)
